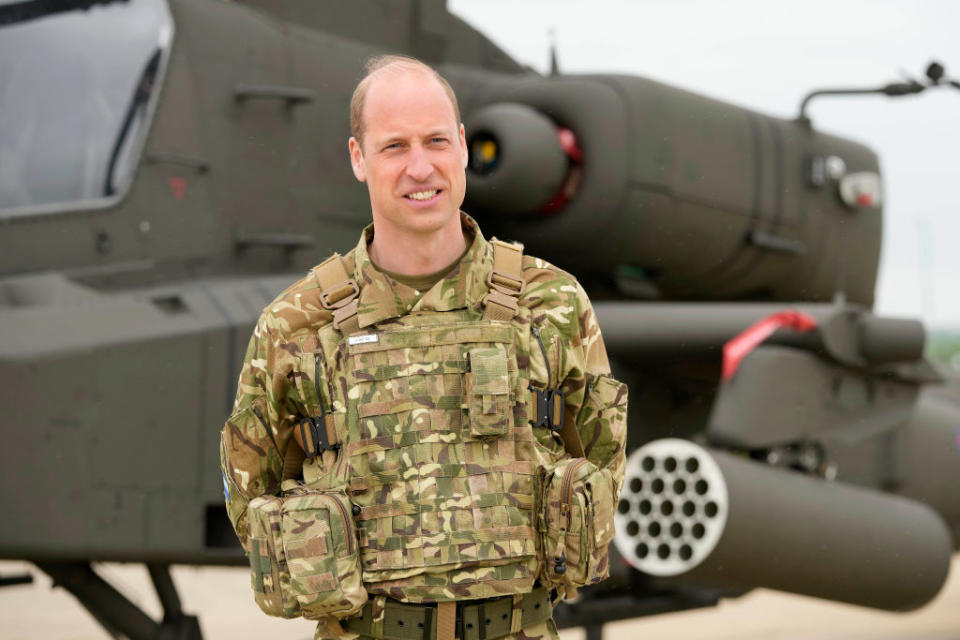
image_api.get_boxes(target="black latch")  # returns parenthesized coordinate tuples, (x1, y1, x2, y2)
(530, 388, 564, 430)
(297, 415, 340, 459)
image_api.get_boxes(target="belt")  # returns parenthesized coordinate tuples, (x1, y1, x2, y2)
(344, 588, 553, 640)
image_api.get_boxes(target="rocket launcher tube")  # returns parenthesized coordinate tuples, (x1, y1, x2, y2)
(614, 438, 952, 611)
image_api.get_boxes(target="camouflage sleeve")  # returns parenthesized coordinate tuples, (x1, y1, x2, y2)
(219, 315, 289, 551)
(562, 282, 628, 495)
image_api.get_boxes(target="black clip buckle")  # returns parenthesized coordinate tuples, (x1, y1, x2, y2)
(455, 603, 466, 640)
(297, 415, 340, 459)
(421, 605, 435, 640)
(530, 388, 564, 430)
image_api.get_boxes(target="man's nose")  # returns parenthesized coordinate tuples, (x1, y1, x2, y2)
(405, 145, 433, 181)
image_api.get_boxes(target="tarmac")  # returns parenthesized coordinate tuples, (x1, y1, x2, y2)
(1, 557, 958, 639)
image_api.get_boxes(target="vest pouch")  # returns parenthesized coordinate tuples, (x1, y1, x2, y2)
(466, 346, 512, 438)
(246, 490, 367, 620)
(247, 495, 299, 618)
(281, 489, 367, 620)
(539, 457, 615, 588)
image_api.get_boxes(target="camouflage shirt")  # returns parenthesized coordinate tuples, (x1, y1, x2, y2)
(221, 213, 627, 604)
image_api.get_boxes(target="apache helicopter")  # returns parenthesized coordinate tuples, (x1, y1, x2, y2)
(1, 1, 959, 638)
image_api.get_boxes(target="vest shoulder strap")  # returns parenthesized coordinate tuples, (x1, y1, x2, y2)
(312, 253, 360, 335)
(487, 240, 587, 460)
(482, 238, 525, 322)
(286, 254, 353, 468)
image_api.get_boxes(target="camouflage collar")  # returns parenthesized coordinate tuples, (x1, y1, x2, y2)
(351, 213, 493, 328)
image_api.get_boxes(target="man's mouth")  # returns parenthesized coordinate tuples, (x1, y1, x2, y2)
(404, 189, 441, 201)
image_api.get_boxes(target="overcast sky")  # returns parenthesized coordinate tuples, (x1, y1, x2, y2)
(449, 0, 960, 329)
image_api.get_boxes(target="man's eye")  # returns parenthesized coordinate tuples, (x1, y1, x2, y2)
(430, 137, 447, 144)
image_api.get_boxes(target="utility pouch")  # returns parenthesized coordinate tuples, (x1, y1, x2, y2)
(247, 488, 367, 620)
(465, 346, 512, 438)
(247, 494, 298, 618)
(538, 457, 615, 588)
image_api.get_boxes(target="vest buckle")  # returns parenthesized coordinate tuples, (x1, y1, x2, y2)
(296, 415, 341, 459)
(319, 278, 359, 310)
(486, 269, 525, 296)
(530, 388, 564, 430)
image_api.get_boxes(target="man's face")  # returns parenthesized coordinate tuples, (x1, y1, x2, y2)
(349, 68, 468, 237)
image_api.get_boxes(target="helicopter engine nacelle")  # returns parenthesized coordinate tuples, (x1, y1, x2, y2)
(464, 103, 573, 215)
(459, 74, 883, 306)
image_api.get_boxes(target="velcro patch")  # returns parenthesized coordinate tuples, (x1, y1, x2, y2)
(285, 535, 329, 560)
(299, 571, 337, 593)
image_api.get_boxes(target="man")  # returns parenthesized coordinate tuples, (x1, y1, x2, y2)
(220, 55, 627, 640)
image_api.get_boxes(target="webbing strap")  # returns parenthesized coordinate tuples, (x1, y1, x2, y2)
(482, 239, 524, 322)
(558, 413, 585, 459)
(509, 594, 523, 634)
(491, 239, 523, 282)
(316, 617, 346, 638)
(313, 253, 361, 335)
(371, 595, 387, 640)
(437, 602, 456, 640)
(281, 442, 305, 480)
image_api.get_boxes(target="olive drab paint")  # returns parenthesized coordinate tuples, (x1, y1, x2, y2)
(2, 1, 958, 638)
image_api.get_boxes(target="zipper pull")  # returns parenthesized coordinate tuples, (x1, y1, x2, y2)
(531, 325, 553, 389)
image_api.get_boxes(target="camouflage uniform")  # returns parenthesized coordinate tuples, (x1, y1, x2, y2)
(221, 214, 627, 640)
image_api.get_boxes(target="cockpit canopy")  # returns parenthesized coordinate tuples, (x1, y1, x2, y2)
(0, 0, 173, 217)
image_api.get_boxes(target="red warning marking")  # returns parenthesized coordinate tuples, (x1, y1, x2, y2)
(557, 127, 583, 163)
(857, 193, 873, 206)
(722, 310, 819, 381)
(538, 128, 584, 215)
(168, 176, 188, 201)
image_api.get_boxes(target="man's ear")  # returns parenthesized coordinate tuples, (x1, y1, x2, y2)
(349, 137, 366, 182)
(458, 123, 468, 169)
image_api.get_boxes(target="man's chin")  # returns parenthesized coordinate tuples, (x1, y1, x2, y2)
(404, 214, 455, 234)
(375, 205, 459, 235)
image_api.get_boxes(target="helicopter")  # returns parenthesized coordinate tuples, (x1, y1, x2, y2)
(1, 1, 958, 638)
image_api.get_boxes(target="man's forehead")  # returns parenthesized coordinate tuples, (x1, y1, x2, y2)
(363, 65, 458, 130)
(367, 61, 433, 84)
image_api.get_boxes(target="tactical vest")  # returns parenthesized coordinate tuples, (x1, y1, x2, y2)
(289, 240, 571, 603)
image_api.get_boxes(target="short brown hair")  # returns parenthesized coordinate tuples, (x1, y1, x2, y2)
(349, 55, 461, 148)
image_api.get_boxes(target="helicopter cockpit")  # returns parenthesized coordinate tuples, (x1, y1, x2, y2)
(0, 0, 173, 219)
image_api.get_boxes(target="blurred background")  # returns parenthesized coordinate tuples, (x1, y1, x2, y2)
(451, 0, 960, 358)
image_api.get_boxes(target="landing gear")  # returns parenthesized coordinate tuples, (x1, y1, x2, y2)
(585, 623, 603, 640)
(553, 584, 723, 640)
(36, 562, 202, 640)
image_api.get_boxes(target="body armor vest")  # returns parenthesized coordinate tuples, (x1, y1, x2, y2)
(298, 242, 558, 602)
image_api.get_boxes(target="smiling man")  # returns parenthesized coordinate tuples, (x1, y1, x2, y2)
(347, 58, 469, 278)
(220, 55, 627, 640)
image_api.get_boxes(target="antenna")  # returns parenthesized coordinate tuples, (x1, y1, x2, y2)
(548, 28, 559, 76)
(796, 60, 958, 126)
